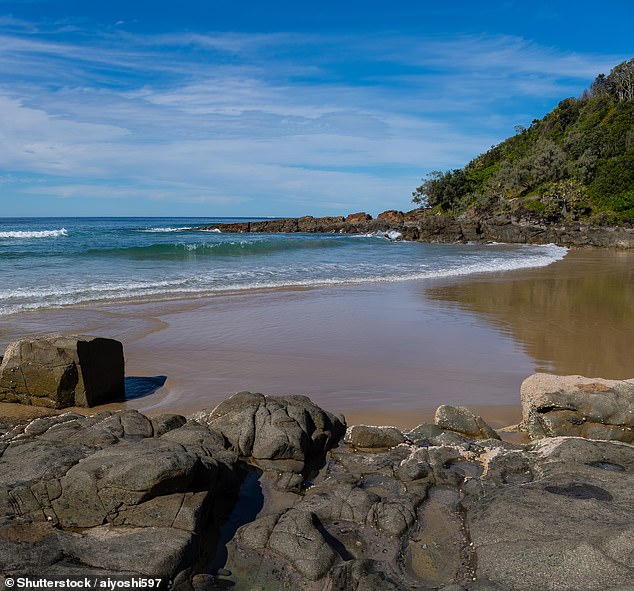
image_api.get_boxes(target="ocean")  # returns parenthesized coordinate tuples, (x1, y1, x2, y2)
(0, 216, 568, 316)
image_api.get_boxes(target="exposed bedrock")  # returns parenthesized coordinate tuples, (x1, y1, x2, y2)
(2, 381, 634, 590)
(192, 391, 346, 491)
(195, 211, 634, 248)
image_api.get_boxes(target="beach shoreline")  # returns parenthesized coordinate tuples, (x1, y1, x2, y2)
(3, 247, 634, 430)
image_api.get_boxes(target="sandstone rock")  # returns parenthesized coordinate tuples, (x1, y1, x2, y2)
(344, 424, 405, 448)
(434, 405, 501, 440)
(346, 212, 372, 223)
(0, 335, 124, 408)
(520, 373, 634, 442)
(376, 210, 405, 223)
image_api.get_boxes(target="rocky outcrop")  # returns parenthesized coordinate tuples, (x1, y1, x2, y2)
(0, 409, 242, 583)
(194, 212, 634, 248)
(2, 388, 634, 590)
(0, 335, 125, 408)
(376, 210, 406, 223)
(520, 373, 634, 442)
(346, 212, 373, 223)
(224, 418, 634, 591)
(192, 392, 346, 491)
(344, 424, 406, 448)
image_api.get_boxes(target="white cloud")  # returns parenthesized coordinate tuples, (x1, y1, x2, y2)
(0, 24, 626, 215)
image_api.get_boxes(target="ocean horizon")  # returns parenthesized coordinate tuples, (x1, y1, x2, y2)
(0, 216, 568, 317)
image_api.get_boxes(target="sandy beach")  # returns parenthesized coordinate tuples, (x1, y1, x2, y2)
(2, 247, 634, 429)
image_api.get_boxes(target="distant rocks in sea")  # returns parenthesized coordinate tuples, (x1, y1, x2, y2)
(194, 210, 634, 248)
(0, 335, 125, 408)
(2, 377, 634, 590)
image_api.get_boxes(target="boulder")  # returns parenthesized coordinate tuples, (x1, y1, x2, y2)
(520, 373, 634, 442)
(0, 335, 125, 408)
(434, 405, 501, 440)
(344, 424, 406, 448)
(192, 392, 345, 487)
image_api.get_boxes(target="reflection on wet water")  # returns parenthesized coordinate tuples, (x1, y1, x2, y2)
(426, 249, 634, 379)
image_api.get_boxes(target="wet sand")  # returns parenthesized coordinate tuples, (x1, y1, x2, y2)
(2, 248, 634, 429)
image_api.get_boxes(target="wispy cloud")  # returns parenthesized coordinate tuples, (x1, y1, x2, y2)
(0, 21, 626, 215)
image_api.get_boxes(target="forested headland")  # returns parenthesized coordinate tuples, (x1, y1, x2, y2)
(412, 59, 634, 224)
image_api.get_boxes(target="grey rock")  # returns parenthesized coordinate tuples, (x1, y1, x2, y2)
(193, 392, 345, 488)
(152, 413, 187, 437)
(520, 373, 634, 442)
(435, 405, 501, 440)
(52, 439, 198, 527)
(0, 335, 124, 408)
(59, 525, 195, 579)
(344, 425, 406, 448)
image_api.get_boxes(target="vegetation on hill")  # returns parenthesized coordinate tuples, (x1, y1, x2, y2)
(412, 59, 634, 223)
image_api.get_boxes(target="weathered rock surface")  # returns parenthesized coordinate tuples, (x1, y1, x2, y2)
(192, 392, 346, 490)
(346, 212, 373, 223)
(520, 373, 634, 442)
(224, 422, 634, 591)
(0, 408, 242, 583)
(435, 405, 501, 440)
(3, 390, 634, 591)
(0, 335, 125, 408)
(194, 212, 634, 248)
(344, 424, 406, 448)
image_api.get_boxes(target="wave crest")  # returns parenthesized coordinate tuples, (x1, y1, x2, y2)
(0, 228, 68, 239)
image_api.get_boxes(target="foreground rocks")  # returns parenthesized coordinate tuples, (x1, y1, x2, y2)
(0, 335, 125, 408)
(0, 393, 343, 586)
(521, 373, 634, 442)
(2, 381, 634, 590)
(194, 211, 634, 248)
(225, 423, 634, 591)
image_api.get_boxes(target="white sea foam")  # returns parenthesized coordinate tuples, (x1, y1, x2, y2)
(0, 244, 568, 316)
(0, 228, 67, 239)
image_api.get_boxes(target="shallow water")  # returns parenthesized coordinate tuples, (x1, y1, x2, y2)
(0, 216, 566, 316)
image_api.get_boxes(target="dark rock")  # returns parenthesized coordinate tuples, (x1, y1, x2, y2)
(0, 335, 125, 408)
(0, 408, 243, 583)
(152, 413, 188, 437)
(192, 392, 345, 489)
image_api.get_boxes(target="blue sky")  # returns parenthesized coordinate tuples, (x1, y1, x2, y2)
(0, 1, 631, 217)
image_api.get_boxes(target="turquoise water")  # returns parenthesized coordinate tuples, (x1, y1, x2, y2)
(0, 217, 567, 316)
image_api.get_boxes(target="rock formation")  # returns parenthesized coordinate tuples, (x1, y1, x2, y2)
(193, 211, 634, 248)
(0, 335, 125, 408)
(520, 373, 634, 442)
(2, 379, 634, 590)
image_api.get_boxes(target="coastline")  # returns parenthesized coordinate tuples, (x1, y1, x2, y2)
(3, 247, 634, 429)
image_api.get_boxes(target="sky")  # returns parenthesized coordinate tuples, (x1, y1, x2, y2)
(0, 1, 632, 217)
